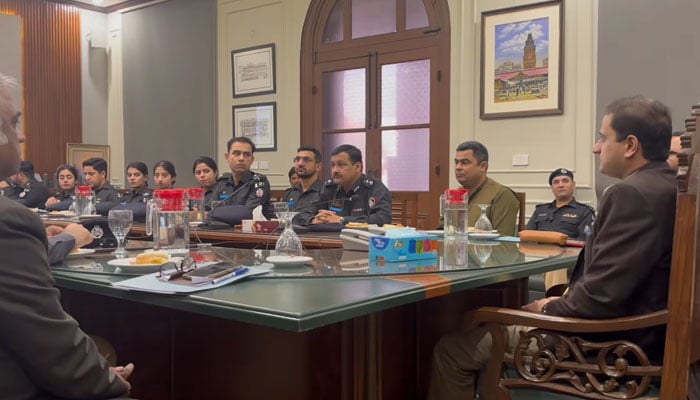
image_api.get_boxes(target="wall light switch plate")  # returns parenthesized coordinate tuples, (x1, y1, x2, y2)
(512, 154, 529, 166)
(258, 160, 269, 170)
(251, 161, 259, 169)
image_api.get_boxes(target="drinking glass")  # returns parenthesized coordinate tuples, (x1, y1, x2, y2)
(275, 212, 303, 256)
(474, 204, 493, 232)
(273, 201, 290, 228)
(108, 209, 133, 258)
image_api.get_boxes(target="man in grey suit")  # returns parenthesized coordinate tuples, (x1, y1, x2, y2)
(0, 72, 134, 399)
(429, 96, 677, 399)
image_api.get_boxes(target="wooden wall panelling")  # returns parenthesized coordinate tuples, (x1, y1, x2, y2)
(0, 0, 82, 177)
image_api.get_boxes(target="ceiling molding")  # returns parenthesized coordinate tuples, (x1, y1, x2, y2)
(44, 0, 166, 14)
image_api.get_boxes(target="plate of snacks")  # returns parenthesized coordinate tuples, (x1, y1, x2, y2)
(108, 251, 182, 273)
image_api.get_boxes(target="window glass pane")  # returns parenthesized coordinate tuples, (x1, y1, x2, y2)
(323, 132, 366, 178)
(382, 129, 429, 191)
(381, 59, 430, 126)
(323, 68, 366, 130)
(351, 0, 396, 39)
(406, 0, 429, 30)
(323, 0, 344, 43)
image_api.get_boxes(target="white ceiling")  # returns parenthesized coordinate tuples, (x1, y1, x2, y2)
(73, 0, 132, 7)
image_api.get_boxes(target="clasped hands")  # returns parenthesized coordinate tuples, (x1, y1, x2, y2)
(312, 209, 343, 225)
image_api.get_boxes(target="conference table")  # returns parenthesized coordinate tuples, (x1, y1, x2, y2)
(52, 238, 578, 399)
(42, 215, 344, 249)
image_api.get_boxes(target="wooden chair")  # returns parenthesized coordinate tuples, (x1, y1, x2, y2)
(468, 104, 700, 399)
(391, 192, 419, 227)
(516, 191, 526, 232)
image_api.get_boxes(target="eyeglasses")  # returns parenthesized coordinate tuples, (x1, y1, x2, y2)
(293, 156, 314, 163)
(158, 256, 197, 281)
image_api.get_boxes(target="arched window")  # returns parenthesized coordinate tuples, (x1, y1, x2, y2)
(301, 0, 451, 229)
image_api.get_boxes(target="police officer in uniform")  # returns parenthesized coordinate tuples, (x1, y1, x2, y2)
(82, 157, 121, 215)
(283, 146, 324, 225)
(308, 144, 392, 226)
(216, 136, 272, 219)
(5, 160, 49, 208)
(526, 168, 595, 239)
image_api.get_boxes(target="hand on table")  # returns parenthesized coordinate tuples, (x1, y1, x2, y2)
(45, 197, 59, 207)
(48, 223, 94, 249)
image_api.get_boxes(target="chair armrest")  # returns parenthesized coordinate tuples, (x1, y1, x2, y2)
(466, 307, 668, 333)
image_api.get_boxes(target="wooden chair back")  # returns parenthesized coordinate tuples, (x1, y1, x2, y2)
(515, 192, 526, 232)
(471, 102, 700, 399)
(391, 192, 419, 227)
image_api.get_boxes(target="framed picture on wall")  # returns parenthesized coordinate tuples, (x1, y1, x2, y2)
(231, 43, 276, 98)
(66, 143, 110, 176)
(232, 102, 277, 152)
(480, 0, 564, 119)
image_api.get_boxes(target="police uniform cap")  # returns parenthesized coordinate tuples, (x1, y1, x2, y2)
(548, 168, 574, 185)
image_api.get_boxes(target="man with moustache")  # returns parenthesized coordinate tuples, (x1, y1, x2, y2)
(283, 146, 324, 225)
(307, 144, 392, 226)
(0, 72, 134, 399)
(526, 168, 595, 240)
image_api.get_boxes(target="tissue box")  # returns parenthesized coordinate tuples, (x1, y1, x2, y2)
(369, 258, 439, 274)
(369, 234, 438, 262)
(253, 220, 280, 233)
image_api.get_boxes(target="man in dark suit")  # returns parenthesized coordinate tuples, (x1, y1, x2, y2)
(429, 96, 677, 399)
(0, 72, 134, 399)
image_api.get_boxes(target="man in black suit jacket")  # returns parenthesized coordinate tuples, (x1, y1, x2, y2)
(429, 96, 677, 399)
(0, 72, 133, 399)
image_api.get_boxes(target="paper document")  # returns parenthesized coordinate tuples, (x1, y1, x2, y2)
(112, 266, 269, 294)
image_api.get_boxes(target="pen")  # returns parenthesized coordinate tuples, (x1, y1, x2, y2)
(211, 267, 249, 284)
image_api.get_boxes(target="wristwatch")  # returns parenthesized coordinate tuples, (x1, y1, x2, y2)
(339, 216, 345, 224)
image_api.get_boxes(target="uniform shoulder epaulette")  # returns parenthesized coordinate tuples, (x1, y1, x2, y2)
(218, 173, 232, 181)
(535, 202, 550, 207)
(362, 178, 375, 188)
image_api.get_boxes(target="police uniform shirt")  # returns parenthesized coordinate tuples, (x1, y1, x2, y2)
(316, 174, 392, 226)
(7, 178, 50, 209)
(204, 176, 230, 209)
(525, 198, 595, 240)
(217, 170, 272, 218)
(94, 183, 122, 204)
(122, 185, 153, 204)
(45, 188, 75, 211)
(283, 178, 324, 226)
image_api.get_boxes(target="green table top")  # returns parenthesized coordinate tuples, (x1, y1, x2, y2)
(52, 242, 578, 332)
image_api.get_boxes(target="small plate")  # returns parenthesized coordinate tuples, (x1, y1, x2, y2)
(66, 248, 96, 258)
(107, 256, 183, 273)
(469, 232, 500, 240)
(189, 221, 204, 227)
(265, 255, 313, 268)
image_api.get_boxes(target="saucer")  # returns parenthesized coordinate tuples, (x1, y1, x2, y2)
(265, 255, 313, 268)
(469, 232, 500, 240)
(66, 248, 96, 258)
(108, 256, 183, 273)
